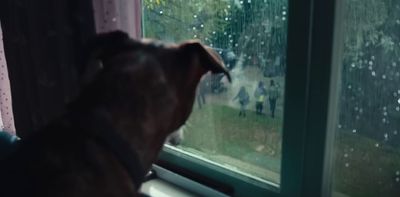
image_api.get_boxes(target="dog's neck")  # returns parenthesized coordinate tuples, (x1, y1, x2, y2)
(67, 105, 168, 180)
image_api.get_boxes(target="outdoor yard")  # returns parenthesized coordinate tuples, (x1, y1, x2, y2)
(175, 104, 400, 197)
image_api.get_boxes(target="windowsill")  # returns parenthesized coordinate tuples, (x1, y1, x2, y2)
(140, 165, 230, 197)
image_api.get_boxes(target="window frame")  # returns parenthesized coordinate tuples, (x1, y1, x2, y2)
(137, 0, 341, 196)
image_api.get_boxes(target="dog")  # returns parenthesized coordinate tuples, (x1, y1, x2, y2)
(0, 31, 230, 197)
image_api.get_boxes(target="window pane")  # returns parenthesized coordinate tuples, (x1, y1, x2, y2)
(142, 0, 288, 185)
(333, 1, 400, 196)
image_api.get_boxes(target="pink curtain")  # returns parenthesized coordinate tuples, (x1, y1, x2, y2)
(0, 22, 16, 135)
(92, 0, 142, 39)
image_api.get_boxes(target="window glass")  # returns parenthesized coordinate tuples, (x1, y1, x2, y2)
(333, 0, 400, 196)
(142, 0, 288, 184)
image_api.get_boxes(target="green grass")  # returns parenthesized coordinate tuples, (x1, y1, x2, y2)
(177, 104, 400, 196)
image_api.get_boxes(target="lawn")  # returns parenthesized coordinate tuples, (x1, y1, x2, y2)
(176, 104, 400, 196)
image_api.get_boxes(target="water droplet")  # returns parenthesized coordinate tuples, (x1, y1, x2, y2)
(352, 129, 357, 133)
(396, 177, 400, 182)
(344, 153, 348, 158)
(282, 11, 287, 15)
(396, 171, 400, 176)
(193, 35, 197, 38)
(382, 75, 386, 79)
(350, 148, 354, 152)
(247, 0, 251, 3)
(398, 98, 400, 104)
(159, 10, 163, 14)
(345, 163, 350, 167)
(383, 112, 388, 116)
(212, 31, 216, 34)
(112, 17, 117, 22)
(200, 24, 204, 28)
(393, 62, 397, 67)
(375, 143, 380, 147)
(348, 85, 352, 89)
(261, 41, 265, 45)
(368, 66, 373, 70)
(384, 133, 388, 140)
(382, 118, 386, 123)
(282, 17, 286, 21)
(394, 130, 398, 135)
(369, 61, 373, 65)
(351, 63, 356, 68)
(225, 17, 229, 21)
(371, 56, 375, 60)
(396, 106, 400, 111)
(240, 1, 244, 4)
(383, 106, 387, 111)
(372, 71, 376, 76)
(192, 27, 196, 30)
(193, 15, 197, 18)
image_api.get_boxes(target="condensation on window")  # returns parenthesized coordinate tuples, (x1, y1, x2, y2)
(142, 0, 288, 185)
(332, 0, 400, 196)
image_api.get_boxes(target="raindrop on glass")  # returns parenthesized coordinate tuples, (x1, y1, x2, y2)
(159, 10, 163, 15)
(371, 71, 376, 76)
(394, 130, 398, 135)
(212, 31, 216, 34)
(396, 106, 400, 111)
(192, 27, 196, 30)
(382, 75, 386, 79)
(344, 153, 349, 158)
(352, 129, 357, 133)
(193, 35, 197, 38)
(351, 63, 356, 68)
(225, 17, 229, 21)
(282, 17, 286, 21)
(384, 133, 388, 140)
(200, 24, 204, 28)
(369, 61, 373, 65)
(375, 143, 380, 148)
(398, 98, 400, 104)
(396, 171, 400, 176)
(193, 15, 197, 18)
(240, 1, 243, 4)
(383, 112, 388, 116)
(345, 163, 350, 167)
(393, 62, 397, 67)
(282, 11, 287, 15)
(396, 177, 400, 182)
(368, 66, 373, 70)
(112, 17, 117, 22)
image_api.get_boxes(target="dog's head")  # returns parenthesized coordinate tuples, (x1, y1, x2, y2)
(80, 31, 230, 137)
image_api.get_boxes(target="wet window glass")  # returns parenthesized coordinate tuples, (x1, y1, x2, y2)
(142, 0, 288, 185)
(332, 0, 400, 196)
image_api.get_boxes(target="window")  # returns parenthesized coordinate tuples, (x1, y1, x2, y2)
(332, 0, 400, 196)
(142, 0, 288, 186)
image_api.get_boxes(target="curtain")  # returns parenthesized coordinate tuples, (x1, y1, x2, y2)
(0, 22, 15, 135)
(92, 0, 142, 39)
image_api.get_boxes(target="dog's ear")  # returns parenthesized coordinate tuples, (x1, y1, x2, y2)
(179, 41, 231, 82)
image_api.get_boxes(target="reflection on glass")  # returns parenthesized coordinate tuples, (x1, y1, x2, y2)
(333, 0, 400, 196)
(142, 0, 287, 184)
